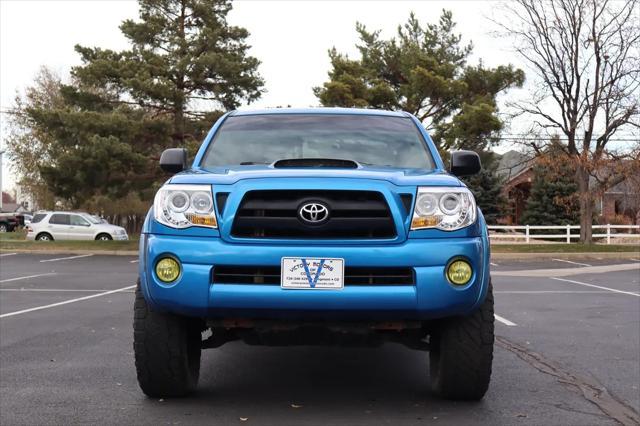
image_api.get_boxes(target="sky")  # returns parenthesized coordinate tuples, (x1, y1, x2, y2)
(0, 0, 529, 192)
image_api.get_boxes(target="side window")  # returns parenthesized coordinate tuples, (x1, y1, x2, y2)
(31, 214, 47, 223)
(49, 214, 70, 225)
(70, 215, 90, 226)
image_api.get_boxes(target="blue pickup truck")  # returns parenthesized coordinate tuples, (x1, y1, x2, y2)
(134, 108, 493, 400)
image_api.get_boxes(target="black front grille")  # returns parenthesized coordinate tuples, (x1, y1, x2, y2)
(231, 190, 396, 239)
(213, 266, 415, 286)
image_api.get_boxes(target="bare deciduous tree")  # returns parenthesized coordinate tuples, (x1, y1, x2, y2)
(499, 0, 640, 242)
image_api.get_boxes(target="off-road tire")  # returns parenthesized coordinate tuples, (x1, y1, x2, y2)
(429, 281, 494, 400)
(133, 280, 202, 397)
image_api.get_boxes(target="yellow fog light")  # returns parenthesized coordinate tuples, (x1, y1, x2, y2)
(446, 260, 472, 286)
(155, 257, 181, 283)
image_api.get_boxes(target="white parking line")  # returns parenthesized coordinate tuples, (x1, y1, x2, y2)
(496, 290, 615, 294)
(0, 285, 136, 318)
(0, 273, 57, 283)
(0, 253, 17, 257)
(494, 314, 517, 326)
(551, 277, 640, 297)
(129, 259, 139, 263)
(0, 288, 135, 293)
(490, 262, 499, 267)
(631, 258, 640, 262)
(39, 254, 93, 263)
(551, 258, 592, 267)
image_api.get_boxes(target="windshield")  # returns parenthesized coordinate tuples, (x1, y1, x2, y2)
(84, 214, 103, 224)
(201, 114, 435, 169)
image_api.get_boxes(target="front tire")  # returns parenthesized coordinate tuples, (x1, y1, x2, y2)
(133, 281, 202, 397)
(96, 233, 112, 241)
(429, 282, 494, 401)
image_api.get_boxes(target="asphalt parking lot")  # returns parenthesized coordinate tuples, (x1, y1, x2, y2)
(0, 253, 638, 425)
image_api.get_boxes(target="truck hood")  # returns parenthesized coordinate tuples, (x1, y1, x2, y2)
(169, 165, 463, 187)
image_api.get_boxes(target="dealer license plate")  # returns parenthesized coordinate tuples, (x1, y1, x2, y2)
(281, 257, 344, 290)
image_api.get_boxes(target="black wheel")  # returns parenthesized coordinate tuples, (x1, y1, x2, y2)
(133, 280, 202, 397)
(36, 232, 54, 241)
(96, 233, 112, 241)
(0, 224, 7, 233)
(429, 282, 494, 400)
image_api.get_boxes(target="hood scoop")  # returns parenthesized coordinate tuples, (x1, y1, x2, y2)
(273, 158, 359, 169)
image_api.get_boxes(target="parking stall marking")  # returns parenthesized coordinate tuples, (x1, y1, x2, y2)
(550, 277, 640, 297)
(494, 314, 517, 326)
(0, 253, 18, 257)
(0, 273, 57, 283)
(0, 288, 135, 293)
(129, 259, 139, 263)
(0, 284, 136, 318)
(551, 258, 592, 267)
(496, 290, 616, 294)
(490, 262, 499, 267)
(39, 254, 94, 263)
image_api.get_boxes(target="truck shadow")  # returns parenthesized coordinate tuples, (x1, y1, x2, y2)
(144, 342, 486, 424)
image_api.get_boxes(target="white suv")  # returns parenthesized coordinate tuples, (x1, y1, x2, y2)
(26, 212, 128, 241)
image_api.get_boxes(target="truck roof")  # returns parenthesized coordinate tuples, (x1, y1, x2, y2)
(229, 107, 411, 118)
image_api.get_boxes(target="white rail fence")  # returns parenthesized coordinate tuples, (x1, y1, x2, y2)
(487, 225, 640, 244)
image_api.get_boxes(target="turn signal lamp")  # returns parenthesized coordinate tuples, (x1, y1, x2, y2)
(156, 257, 181, 283)
(185, 213, 217, 227)
(411, 216, 442, 229)
(446, 260, 472, 286)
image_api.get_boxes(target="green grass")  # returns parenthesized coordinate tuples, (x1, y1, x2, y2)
(0, 229, 27, 240)
(492, 244, 639, 253)
(0, 233, 637, 254)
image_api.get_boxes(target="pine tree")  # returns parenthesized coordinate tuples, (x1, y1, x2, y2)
(313, 11, 524, 154)
(9, 0, 264, 209)
(73, 0, 264, 146)
(520, 149, 579, 226)
(462, 152, 509, 224)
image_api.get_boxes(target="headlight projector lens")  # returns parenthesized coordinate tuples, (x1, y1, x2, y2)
(156, 257, 181, 283)
(191, 191, 213, 213)
(168, 191, 189, 213)
(447, 260, 472, 285)
(415, 193, 438, 216)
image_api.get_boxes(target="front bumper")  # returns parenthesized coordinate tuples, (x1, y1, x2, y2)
(139, 233, 490, 321)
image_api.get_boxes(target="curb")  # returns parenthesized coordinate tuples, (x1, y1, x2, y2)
(491, 252, 639, 260)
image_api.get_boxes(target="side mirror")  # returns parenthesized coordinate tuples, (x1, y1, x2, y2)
(159, 148, 187, 173)
(450, 150, 481, 177)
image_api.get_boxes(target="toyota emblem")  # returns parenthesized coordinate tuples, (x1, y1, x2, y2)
(298, 202, 329, 224)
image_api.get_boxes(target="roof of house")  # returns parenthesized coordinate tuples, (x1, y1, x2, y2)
(0, 203, 21, 213)
(495, 150, 534, 180)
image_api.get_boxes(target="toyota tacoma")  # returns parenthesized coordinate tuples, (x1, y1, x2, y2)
(134, 108, 493, 400)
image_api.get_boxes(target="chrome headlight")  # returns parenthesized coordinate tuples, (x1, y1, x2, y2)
(154, 184, 217, 229)
(411, 187, 476, 231)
